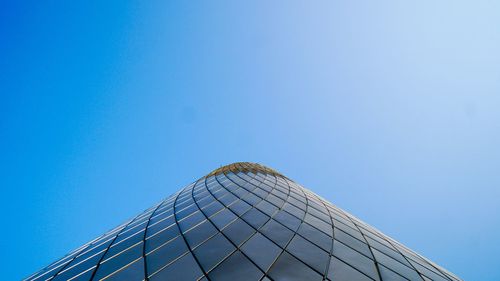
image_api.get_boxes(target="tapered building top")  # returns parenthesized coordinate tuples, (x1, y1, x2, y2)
(25, 162, 461, 281)
(206, 162, 284, 178)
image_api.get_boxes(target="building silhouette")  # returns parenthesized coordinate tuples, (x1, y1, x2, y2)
(26, 162, 461, 281)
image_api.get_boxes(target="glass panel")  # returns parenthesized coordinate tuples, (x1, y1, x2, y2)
(286, 235, 329, 274)
(241, 208, 269, 229)
(332, 240, 379, 280)
(256, 200, 279, 216)
(193, 233, 236, 272)
(149, 253, 203, 281)
(260, 219, 294, 248)
(178, 211, 205, 232)
(104, 257, 144, 281)
(145, 225, 180, 253)
(371, 248, 421, 281)
(228, 200, 252, 216)
(210, 208, 237, 229)
(202, 201, 225, 217)
(146, 236, 188, 276)
(222, 219, 256, 247)
(334, 228, 372, 258)
(304, 214, 332, 236)
(241, 233, 281, 271)
(104, 232, 143, 260)
(268, 252, 323, 281)
(327, 256, 374, 281)
(184, 220, 218, 249)
(52, 252, 102, 281)
(366, 236, 411, 267)
(273, 210, 301, 231)
(378, 264, 409, 281)
(208, 251, 263, 281)
(297, 223, 332, 252)
(94, 242, 143, 280)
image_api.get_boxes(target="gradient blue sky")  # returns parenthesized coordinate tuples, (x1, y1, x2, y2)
(1, 1, 499, 280)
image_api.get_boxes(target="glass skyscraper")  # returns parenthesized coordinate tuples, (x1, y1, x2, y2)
(25, 162, 461, 281)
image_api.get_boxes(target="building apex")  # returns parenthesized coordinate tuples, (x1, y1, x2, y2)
(205, 162, 284, 178)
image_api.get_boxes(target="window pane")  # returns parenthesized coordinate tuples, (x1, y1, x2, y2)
(208, 251, 263, 281)
(268, 252, 322, 281)
(193, 233, 235, 272)
(241, 233, 281, 271)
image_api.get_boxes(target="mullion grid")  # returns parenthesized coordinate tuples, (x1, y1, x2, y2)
(216, 171, 288, 274)
(330, 200, 429, 280)
(325, 196, 456, 281)
(144, 185, 198, 279)
(90, 203, 161, 280)
(81, 191, 181, 280)
(184, 173, 263, 278)
(26, 163, 461, 281)
(305, 190, 336, 280)
(265, 176, 330, 279)
(285, 180, 381, 281)
(27, 224, 127, 281)
(55, 238, 115, 279)
(328, 200, 387, 281)
(47, 204, 159, 281)
(30, 239, 102, 281)
(232, 172, 354, 280)
(203, 171, 282, 276)
(150, 181, 206, 281)
(303, 190, 385, 280)
(375, 227, 459, 281)
(196, 171, 286, 278)
(302, 190, 381, 281)
(359, 221, 452, 281)
(90, 200, 164, 281)
(137, 189, 188, 281)
(354, 222, 428, 280)
(144, 198, 177, 241)
(147, 175, 258, 278)
(406, 251, 460, 281)
(26, 243, 88, 281)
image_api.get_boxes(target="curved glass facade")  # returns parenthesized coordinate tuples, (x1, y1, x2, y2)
(25, 162, 461, 281)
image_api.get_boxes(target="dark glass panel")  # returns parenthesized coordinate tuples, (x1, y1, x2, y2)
(286, 235, 329, 274)
(210, 208, 237, 229)
(260, 219, 294, 248)
(178, 211, 205, 232)
(104, 258, 144, 281)
(297, 222, 332, 252)
(146, 236, 188, 276)
(273, 210, 301, 231)
(193, 233, 235, 272)
(371, 248, 422, 280)
(222, 218, 256, 246)
(145, 225, 180, 253)
(208, 251, 263, 281)
(241, 233, 281, 271)
(94, 242, 143, 280)
(334, 228, 372, 258)
(201, 201, 225, 217)
(228, 200, 252, 216)
(327, 256, 374, 281)
(268, 252, 323, 281)
(149, 253, 203, 281)
(378, 264, 410, 281)
(184, 220, 218, 248)
(241, 208, 269, 229)
(333, 240, 379, 280)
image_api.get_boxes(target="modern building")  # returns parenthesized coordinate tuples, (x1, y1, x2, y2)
(25, 162, 461, 281)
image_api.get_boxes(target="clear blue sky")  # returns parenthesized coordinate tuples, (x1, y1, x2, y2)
(1, 1, 499, 280)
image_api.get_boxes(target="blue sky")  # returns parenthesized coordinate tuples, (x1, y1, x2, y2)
(1, 1, 499, 280)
